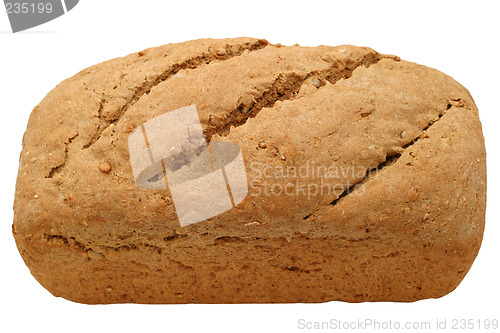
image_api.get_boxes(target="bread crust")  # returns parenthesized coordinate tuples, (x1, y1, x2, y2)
(13, 38, 486, 303)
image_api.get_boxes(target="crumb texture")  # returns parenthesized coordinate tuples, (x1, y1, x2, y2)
(13, 38, 486, 304)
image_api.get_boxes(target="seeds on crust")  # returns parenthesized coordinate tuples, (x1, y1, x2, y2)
(99, 162, 112, 174)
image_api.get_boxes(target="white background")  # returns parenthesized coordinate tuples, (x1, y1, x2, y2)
(1, 1, 499, 332)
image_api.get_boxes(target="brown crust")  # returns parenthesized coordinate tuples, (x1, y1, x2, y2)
(13, 38, 486, 303)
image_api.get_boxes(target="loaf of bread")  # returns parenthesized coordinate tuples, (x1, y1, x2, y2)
(13, 37, 486, 303)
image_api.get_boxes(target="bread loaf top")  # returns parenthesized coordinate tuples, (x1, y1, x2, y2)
(14, 38, 485, 264)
